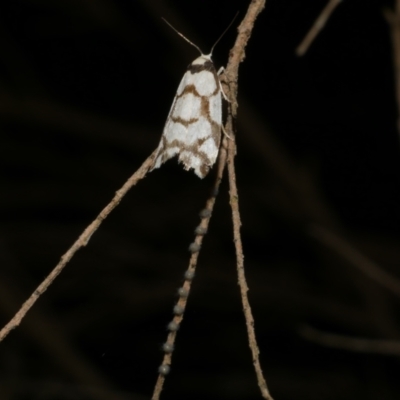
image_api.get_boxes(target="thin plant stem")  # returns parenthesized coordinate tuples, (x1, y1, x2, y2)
(227, 138, 273, 400)
(0, 151, 156, 343)
(223, 0, 273, 398)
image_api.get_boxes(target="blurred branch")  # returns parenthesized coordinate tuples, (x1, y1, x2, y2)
(309, 224, 400, 298)
(296, 0, 343, 56)
(300, 324, 400, 356)
(384, 1, 400, 135)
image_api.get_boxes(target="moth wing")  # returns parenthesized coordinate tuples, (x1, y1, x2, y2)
(152, 62, 222, 178)
(178, 89, 221, 178)
(152, 71, 194, 169)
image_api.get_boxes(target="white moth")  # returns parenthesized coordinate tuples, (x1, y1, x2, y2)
(151, 20, 229, 179)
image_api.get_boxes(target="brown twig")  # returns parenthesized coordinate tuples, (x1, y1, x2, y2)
(227, 141, 273, 400)
(299, 324, 400, 357)
(296, 0, 343, 56)
(0, 151, 156, 343)
(224, 1, 273, 399)
(309, 224, 400, 298)
(151, 138, 228, 400)
(225, 0, 266, 115)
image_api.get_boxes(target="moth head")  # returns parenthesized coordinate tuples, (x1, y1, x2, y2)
(191, 54, 213, 66)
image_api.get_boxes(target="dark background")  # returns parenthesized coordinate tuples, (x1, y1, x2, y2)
(1, 0, 400, 399)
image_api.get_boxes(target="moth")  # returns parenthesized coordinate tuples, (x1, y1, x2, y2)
(151, 19, 232, 179)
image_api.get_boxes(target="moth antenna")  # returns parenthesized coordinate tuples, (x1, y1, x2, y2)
(162, 18, 203, 55)
(209, 12, 239, 55)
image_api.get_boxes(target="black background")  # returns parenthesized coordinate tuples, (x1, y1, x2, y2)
(1, 0, 400, 399)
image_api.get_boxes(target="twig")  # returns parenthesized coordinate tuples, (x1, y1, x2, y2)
(224, 0, 266, 115)
(224, 1, 273, 399)
(309, 224, 400, 298)
(0, 151, 156, 343)
(151, 138, 228, 400)
(227, 141, 273, 400)
(296, 0, 343, 56)
(299, 324, 400, 356)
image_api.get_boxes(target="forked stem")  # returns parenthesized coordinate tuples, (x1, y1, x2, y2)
(151, 139, 228, 400)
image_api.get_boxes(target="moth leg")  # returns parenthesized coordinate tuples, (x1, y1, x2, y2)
(217, 67, 229, 101)
(221, 124, 233, 140)
(217, 67, 231, 137)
